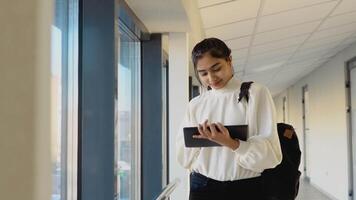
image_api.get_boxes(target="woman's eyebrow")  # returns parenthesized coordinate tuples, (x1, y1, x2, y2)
(197, 62, 220, 72)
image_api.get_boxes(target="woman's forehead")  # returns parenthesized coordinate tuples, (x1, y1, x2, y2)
(197, 62, 221, 71)
(197, 55, 223, 69)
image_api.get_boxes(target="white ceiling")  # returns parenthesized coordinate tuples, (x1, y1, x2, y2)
(197, 0, 356, 95)
(125, 0, 190, 32)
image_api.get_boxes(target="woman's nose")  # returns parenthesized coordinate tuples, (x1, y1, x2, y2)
(208, 72, 217, 81)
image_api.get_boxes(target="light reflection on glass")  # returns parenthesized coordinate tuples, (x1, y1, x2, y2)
(115, 23, 140, 200)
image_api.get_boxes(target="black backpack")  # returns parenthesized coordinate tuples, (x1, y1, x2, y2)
(239, 82, 302, 200)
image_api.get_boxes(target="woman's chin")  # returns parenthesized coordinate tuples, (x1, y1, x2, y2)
(210, 84, 223, 89)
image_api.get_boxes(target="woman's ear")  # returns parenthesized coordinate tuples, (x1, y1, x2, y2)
(225, 56, 232, 63)
(228, 56, 233, 69)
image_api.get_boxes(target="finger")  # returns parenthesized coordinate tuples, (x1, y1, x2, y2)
(203, 121, 212, 138)
(192, 134, 208, 139)
(209, 123, 218, 133)
(203, 120, 209, 132)
(194, 124, 209, 139)
(198, 124, 208, 138)
(209, 123, 218, 134)
(216, 123, 228, 135)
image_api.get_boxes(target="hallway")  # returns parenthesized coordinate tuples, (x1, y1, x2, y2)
(297, 179, 333, 200)
(2, 0, 356, 200)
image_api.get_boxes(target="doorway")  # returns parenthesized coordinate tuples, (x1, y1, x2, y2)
(302, 85, 311, 182)
(345, 56, 356, 200)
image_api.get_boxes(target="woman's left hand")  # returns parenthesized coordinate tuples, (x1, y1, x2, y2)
(193, 120, 239, 150)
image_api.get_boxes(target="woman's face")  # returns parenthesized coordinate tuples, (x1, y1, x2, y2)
(196, 53, 233, 90)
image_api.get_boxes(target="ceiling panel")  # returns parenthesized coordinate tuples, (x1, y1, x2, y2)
(253, 21, 320, 45)
(322, 51, 338, 59)
(315, 58, 330, 65)
(290, 51, 328, 62)
(232, 58, 247, 70)
(205, 19, 256, 40)
(195, 0, 356, 95)
(319, 11, 356, 30)
(233, 65, 245, 74)
(297, 44, 335, 55)
(287, 57, 320, 66)
(279, 66, 310, 78)
(262, 0, 336, 15)
(250, 34, 307, 55)
(330, 0, 356, 16)
(308, 30, 352, 42)
(232, 58, 246, 66)
(302, 34, 348, 49)
(125, 0, 189, 32)
(242, 69, 278, 85)
(257, 1, 337, 32)
(293, 48, 331, 60)
(246, 62, 285, 74)
(248, 54, 290, 69)
(197, 0, 231, 8)
(285, 62, 315, 70)
(268, 66, 312, 91)
(249, 45, 297, 58)
(225, 36, 252, 50)
(311, 23, 356, 40)
(231, 48, 248, 61)
(200, 0, 260, 28)
(341, 35, 356, 45)
(257, 1, 336, 32)
(329, 46, 348, 56)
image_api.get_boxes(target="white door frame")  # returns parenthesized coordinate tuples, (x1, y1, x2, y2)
(345, 56, 356, 200)
(302, 85, 310, 182)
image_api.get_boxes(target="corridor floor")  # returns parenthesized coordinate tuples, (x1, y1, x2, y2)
(296, 179, 333, 200)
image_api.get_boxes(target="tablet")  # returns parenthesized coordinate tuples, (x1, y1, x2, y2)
(183, 125, 248, 147)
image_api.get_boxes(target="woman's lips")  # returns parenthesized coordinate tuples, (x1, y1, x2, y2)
(210, 80, 222, 87)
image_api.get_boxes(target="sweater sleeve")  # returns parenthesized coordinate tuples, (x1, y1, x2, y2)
(234, 85, 282, 173)
(176, 107, 201, 169)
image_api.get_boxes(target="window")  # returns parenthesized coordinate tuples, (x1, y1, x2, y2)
(51, 24, 65, 200)
(115, 21, 141, 200)
(52, 0, 78, 199)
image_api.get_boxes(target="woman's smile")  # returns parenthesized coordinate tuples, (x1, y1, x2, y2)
(210, 79, 222, 88)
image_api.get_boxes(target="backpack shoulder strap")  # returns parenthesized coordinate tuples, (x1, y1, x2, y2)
(238, 81, 254, 103)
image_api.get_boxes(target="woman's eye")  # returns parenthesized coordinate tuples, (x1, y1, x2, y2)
(212, 67, 221, 72)
(200, 73, 207, 76)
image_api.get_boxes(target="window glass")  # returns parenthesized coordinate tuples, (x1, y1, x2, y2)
(52, 0, 78, 199)
(115, 22, 141, 200)
(51, 2, 67, 198)
(51, 23, 64, 200)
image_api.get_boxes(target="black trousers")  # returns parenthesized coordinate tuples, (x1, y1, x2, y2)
(189, 172, 266, 200)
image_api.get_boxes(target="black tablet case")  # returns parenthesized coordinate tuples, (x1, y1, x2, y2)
(183, 125, 248, 147)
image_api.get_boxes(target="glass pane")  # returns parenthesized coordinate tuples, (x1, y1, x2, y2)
(52, 0, 71, 199)
(51, 24, 63, 200)
(115, 23, 141, 200)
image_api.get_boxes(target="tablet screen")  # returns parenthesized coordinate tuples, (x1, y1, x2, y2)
(183, 125, 248, 147)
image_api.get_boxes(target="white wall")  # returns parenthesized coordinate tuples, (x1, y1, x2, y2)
(182, 0, 204, 87)
(274, 42, 356, 200)
(168, 33, 190, 200)
(274, 91, 288, 123)
(0, 0, 53, 200)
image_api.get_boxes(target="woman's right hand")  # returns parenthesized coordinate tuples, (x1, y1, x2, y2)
(194, 119, 239, 150)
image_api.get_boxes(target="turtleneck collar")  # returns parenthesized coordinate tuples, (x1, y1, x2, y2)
(211, 76, 240, 94)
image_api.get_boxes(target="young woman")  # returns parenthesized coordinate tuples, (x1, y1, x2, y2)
(176, 38, 282, 200)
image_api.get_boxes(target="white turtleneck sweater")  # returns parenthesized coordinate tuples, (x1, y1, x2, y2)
(176, 77, 282, 181)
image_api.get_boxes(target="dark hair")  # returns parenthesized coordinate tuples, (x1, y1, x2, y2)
(191, 38, 231, 85)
